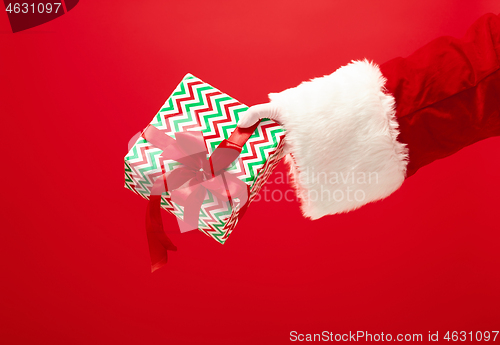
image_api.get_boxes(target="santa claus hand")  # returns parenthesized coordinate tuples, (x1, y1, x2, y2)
(238, 103, 290, 156)
(237, 103, 284, 128)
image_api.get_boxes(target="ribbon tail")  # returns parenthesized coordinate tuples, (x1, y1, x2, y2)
(175, 185, 206, 232)
(146, 193, 178, 273)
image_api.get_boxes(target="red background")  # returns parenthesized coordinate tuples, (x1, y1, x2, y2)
(1, 1, 499, 344)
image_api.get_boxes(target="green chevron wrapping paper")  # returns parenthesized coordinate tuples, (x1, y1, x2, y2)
(124, 74, 286, 244)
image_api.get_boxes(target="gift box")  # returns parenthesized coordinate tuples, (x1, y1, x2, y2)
(124, 74, 285, 245)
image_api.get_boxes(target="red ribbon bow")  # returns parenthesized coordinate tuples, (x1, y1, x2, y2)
(142, 123, 258, 272)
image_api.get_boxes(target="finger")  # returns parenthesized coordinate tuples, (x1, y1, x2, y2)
(238, 103, 281, 128)
(237, 105, 264, 128)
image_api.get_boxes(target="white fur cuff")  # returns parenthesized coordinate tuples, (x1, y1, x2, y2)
(269, 60, 408, 219)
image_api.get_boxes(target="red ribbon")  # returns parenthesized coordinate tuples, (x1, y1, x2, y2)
(142, 123, 259, 272)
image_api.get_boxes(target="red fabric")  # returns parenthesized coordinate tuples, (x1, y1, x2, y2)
(380, 13, 500, 177)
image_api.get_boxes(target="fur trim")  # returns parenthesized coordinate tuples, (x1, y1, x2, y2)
(269, 60, 408, 220)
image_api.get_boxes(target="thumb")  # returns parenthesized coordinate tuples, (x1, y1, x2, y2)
(237, 103, 283, 128)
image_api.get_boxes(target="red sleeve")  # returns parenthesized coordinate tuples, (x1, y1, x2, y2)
(380, 13, 500, 177)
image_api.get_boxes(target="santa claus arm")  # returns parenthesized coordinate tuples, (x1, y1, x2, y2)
(238, 13, 500, 220)
(381, 12, 500, 177)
